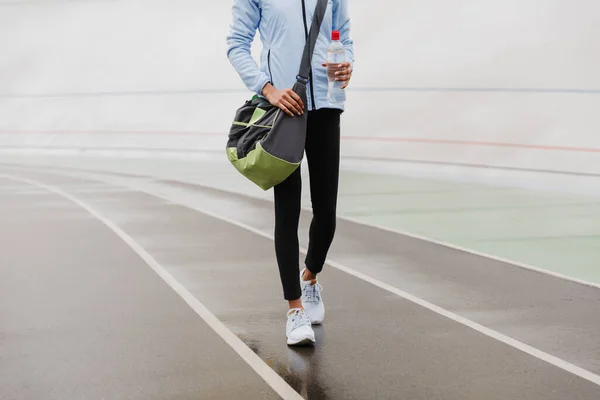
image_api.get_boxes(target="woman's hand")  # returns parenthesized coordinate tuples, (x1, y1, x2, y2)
(262, 83, 304, 117)
(322, 61, 353, 89)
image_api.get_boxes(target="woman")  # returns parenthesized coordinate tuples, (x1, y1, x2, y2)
(226, 0, 354, 346)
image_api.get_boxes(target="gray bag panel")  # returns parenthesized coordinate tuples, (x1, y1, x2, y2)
(260, 81, 308, 164)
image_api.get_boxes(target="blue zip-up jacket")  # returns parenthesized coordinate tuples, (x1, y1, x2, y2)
(226, 0, 354, 111)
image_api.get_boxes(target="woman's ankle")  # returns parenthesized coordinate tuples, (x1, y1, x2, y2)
(288, 298, 303, 310)
(302, 268, 317, 282)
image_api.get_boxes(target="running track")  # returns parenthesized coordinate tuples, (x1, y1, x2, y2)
(1, 164, 599, 399)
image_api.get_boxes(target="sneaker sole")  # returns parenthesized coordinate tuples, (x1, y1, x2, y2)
(287, 336, 315, 346)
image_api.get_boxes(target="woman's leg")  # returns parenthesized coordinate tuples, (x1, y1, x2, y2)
(304, 108, 341, 276)
(274, 165, 316, 345)
(273, 166, 303, 305)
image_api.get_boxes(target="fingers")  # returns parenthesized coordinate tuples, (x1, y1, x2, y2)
(282, 89, 303, 116)
(335, 68, 352, 89)
(322, 61, 352, 86)
(335, 66, 352, 78)
(281, 98, 302, 117)
(278, 103, 294, 117)
(269, 88, 303, 117)
(287, 89, 304, 110)
(339, 75, 351, 88)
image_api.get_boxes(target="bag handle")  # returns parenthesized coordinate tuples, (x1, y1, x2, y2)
(296, 0, 329, 84)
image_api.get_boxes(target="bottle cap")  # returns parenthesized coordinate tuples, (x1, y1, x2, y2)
(331, 30, 340, 40)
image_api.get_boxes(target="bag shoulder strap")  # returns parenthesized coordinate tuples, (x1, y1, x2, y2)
(296, 0, 329, 84)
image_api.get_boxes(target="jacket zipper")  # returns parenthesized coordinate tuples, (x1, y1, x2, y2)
(301, 0, 316, 110)
(267, 49, 274, 87)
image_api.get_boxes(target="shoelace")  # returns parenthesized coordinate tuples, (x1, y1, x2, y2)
(302, 282, 323, 303)
(289, 309, 311, 328)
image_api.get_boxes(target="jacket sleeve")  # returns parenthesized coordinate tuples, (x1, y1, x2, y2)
(334, 0, 355, 68)
(226, 0, 271, 94)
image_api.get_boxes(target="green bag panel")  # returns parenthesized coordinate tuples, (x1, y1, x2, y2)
(249, 107, 267, 125)
(226, 90, 304, 190)
(227, 98, 281, 160)
(226, 143, 300, 191)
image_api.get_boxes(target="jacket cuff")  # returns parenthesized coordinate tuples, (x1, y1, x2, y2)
(254, 75, 272, 96)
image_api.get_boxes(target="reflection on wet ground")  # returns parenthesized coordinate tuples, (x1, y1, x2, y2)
(244, 327, 331, 400)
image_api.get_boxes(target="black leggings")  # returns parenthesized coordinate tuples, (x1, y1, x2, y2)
(273, 108, 341, 300)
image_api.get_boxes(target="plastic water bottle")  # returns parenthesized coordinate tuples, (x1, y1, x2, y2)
(326, 30, 346, 105)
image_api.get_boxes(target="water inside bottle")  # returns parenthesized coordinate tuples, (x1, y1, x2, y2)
(326, 50, 346, 104)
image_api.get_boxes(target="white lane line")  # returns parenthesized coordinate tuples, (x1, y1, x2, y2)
(0, 173, 302, 400)
(5, 167, 600, 387)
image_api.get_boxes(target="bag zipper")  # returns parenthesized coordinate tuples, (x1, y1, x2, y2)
(301, 0, 316, 111)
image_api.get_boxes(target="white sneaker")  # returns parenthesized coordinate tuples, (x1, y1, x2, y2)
(286, 308, 315, 346)
(300, 268, 325, 325)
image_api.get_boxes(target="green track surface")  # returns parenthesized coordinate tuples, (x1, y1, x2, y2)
(333, 171, 600, 285)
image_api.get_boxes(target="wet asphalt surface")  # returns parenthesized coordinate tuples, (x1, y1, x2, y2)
(0, 176, 279, 400)
(1, 166, 600, 399)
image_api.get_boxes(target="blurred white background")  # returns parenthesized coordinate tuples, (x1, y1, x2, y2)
(1, 0, 599, 192)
